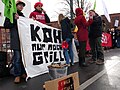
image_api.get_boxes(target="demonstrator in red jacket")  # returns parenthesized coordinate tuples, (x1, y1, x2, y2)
(74, 8, 93, 67)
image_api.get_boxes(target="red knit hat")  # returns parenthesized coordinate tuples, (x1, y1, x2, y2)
(34, 2, 43, 8)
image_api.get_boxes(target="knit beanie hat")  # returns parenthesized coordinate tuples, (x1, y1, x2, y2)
(34, 2, 43, 8)
(16, 0, 25, 7)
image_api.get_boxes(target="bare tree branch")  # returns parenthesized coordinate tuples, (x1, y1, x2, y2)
(52, 0, 91, 20)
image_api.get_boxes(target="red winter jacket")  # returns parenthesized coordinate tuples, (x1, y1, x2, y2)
(74, 8, 93, 41)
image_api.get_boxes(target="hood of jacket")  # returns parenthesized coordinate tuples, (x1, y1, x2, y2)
(75, 8, 83, 16)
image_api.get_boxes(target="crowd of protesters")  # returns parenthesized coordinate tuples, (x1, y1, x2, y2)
(4, 0, 120, 84)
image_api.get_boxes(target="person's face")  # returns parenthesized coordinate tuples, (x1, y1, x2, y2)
(89, 11, 95, 16)
(36, 5, 42, 11)
(16, 4, 24, 11)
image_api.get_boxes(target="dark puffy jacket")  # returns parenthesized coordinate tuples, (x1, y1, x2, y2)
(4, 10, 24, 50)
(60, 17, 74, 41)
(89, 15, 102, 38)
(74, 8, 93, 41)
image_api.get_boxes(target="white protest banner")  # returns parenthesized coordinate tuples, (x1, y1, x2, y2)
(72, 39, 79, 62)
(17, 17, 65, 79)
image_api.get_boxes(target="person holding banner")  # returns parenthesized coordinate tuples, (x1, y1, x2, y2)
(4, 0, 26, 84)
(58, 14, 74, 66)
(74, 8, 93, 67)
(29, 2, 50, 24)
(88, 10, 104, 65)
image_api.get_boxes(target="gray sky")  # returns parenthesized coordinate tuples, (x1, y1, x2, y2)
(20, 0, 120, 21)
(41, 0, 120, 21)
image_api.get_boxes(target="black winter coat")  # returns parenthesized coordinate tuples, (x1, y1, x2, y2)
(60, 17, 74, 41)
(4, 10, 25, 50)
(89, 15, 102, 38)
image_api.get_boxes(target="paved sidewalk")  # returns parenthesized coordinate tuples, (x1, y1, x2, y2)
(0, 48, 120, 90)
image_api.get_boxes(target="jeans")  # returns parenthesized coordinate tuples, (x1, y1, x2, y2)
(12, 50, 26, 77)
(63, 38, 74, 64)
(89, 37, 104, 61)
